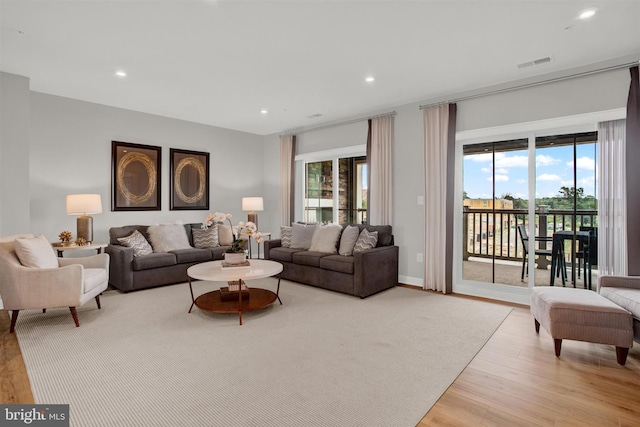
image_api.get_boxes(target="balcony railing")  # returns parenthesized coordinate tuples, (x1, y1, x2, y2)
(463, 207, 597, 262)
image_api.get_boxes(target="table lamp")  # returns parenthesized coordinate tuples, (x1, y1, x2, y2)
(66, 194, 102, 243)
(242, 197, 263, 228)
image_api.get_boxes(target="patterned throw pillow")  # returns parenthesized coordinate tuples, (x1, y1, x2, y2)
(192, 227, 219, 249)
(353, 228, 378, 253)
(338, 225, 360, 256)
(117, 229, 153, 257)
(280, 226, 292, 248)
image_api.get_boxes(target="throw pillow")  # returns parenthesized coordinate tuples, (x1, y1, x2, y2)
(14, 234, 58, 268)
(147, 224, 192, 253)
(280, 226, 292, 248)
(117, 229, 153, 257)
(309, 224, 343, 253)
(290, 223, 316, 250)
(192, 226, 219, 249)
(353, 228, 378, 253)
(218, 224, 234, 246)
(338, 225, 361, 256)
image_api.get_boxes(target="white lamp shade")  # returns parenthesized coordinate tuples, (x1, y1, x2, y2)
(242, 197, 264, 212)
(66, 194, 103, 215)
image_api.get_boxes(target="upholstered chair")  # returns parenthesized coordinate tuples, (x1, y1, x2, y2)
(0, 233, 109, 333)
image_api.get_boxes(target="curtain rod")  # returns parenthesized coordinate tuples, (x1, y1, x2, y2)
(280, 111, 396, 137)
(419, 61, 639, 110)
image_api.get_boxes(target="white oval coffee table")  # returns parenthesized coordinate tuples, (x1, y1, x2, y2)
(187, 259, 283, 325)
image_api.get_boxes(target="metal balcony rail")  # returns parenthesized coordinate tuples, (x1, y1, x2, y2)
(463, 207, 597, 262)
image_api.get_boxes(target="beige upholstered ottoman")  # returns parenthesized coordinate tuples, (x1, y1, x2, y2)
(530, 287, 634, 365)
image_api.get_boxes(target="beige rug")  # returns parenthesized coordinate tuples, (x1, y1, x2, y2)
(14, 280, 512, 426)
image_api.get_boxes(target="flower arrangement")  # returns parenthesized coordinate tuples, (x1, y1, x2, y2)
(203, 212, 264, 253)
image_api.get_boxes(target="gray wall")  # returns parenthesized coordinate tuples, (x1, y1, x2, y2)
(1, 72, 265, 243)
(0, 72, 31, 234)
(261, 68, 632, 286)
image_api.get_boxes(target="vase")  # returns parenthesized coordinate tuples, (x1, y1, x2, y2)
(224, 252, 246, 265)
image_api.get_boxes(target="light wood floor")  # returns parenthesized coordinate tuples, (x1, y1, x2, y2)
(2, 292, 639, 426)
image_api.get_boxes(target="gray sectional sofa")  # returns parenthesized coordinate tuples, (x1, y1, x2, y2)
(106, 223, 228, 292)
(264, 224, 399, 298)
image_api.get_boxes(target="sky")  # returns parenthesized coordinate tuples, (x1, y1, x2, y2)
(464, 143, 597, 200)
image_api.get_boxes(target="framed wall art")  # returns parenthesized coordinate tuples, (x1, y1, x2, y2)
(111, 141, 161, 211)
(170, 148, 210, 210)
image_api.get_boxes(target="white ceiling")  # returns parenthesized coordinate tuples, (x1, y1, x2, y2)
(1, 0, 639, 136)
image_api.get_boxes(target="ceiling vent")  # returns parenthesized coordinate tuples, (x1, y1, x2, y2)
(517, 56, 553, 69)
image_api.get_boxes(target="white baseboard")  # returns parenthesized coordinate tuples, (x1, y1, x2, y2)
(398, 276, 423, 287)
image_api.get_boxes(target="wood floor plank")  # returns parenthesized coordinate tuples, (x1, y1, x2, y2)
(0, 310, 34, 404)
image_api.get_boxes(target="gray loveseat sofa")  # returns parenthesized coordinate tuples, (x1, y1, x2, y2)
(264, 224, 398, 298)
(106, 223, 228, 292)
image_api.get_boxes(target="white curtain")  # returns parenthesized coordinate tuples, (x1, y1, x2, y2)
(279, 135, 296, 226)
(423, 105, 451, 292)
(369, 115, 394, 225)
(598, 119, 627, 277)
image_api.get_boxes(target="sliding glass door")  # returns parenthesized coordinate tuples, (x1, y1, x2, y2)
(460, 131, 598, 291)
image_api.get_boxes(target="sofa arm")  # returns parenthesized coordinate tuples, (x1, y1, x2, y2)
(264, 239, 282, 260)
(105, 245, 134, 291)
(600, 275, 640, 291)
(353, 245, 399, 298)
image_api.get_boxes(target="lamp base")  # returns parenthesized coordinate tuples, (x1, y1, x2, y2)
(247, 212, 258, 228)
(77, 215, 93, 243)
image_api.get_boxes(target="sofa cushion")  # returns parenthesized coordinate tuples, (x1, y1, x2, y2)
(600, 287, 640, 319)
(170, 248, 211, 264)
(280, 226, 292, 248)
(292, 251, 330, 268)
(14, 234, 58, 269)
(209, 246, 229, 260)
(319, 254, 355, 274)
(132, 253, 177, 271)
(353, 228, 378, 253)
(268, 247, 304, 263)
(218, 224, 234, 246)
(338, 225, 360, 256)
(148, 224, 192, 253)
(291, 223, 316, 250)
(117, 230, 154, 257)
(309, 224, 342, 253)
(192, 227, 219, 248)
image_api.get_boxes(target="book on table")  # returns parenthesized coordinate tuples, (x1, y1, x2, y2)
(220, 280, 250, 301)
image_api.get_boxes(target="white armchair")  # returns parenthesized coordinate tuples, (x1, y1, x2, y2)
(0, 233, 109, 333)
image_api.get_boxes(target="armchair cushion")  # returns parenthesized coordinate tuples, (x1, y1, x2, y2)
(84, 268, 108, 293)
(14, 234, 58, 268)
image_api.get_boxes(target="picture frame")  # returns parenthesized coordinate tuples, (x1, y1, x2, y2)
(111, 141, 161, 211)
(170, 148, 210, 210)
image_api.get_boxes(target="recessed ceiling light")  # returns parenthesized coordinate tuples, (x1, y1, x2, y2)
(365, 76, 375, 83)
(578, 8, 597, 19)
(115, 70, 127, 77)
(260, 109, 268, 114)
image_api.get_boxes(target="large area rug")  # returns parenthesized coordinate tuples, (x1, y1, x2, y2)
(14, 280, 512, 426)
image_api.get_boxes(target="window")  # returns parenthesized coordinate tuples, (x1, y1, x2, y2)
(298, 146, 367, 224)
